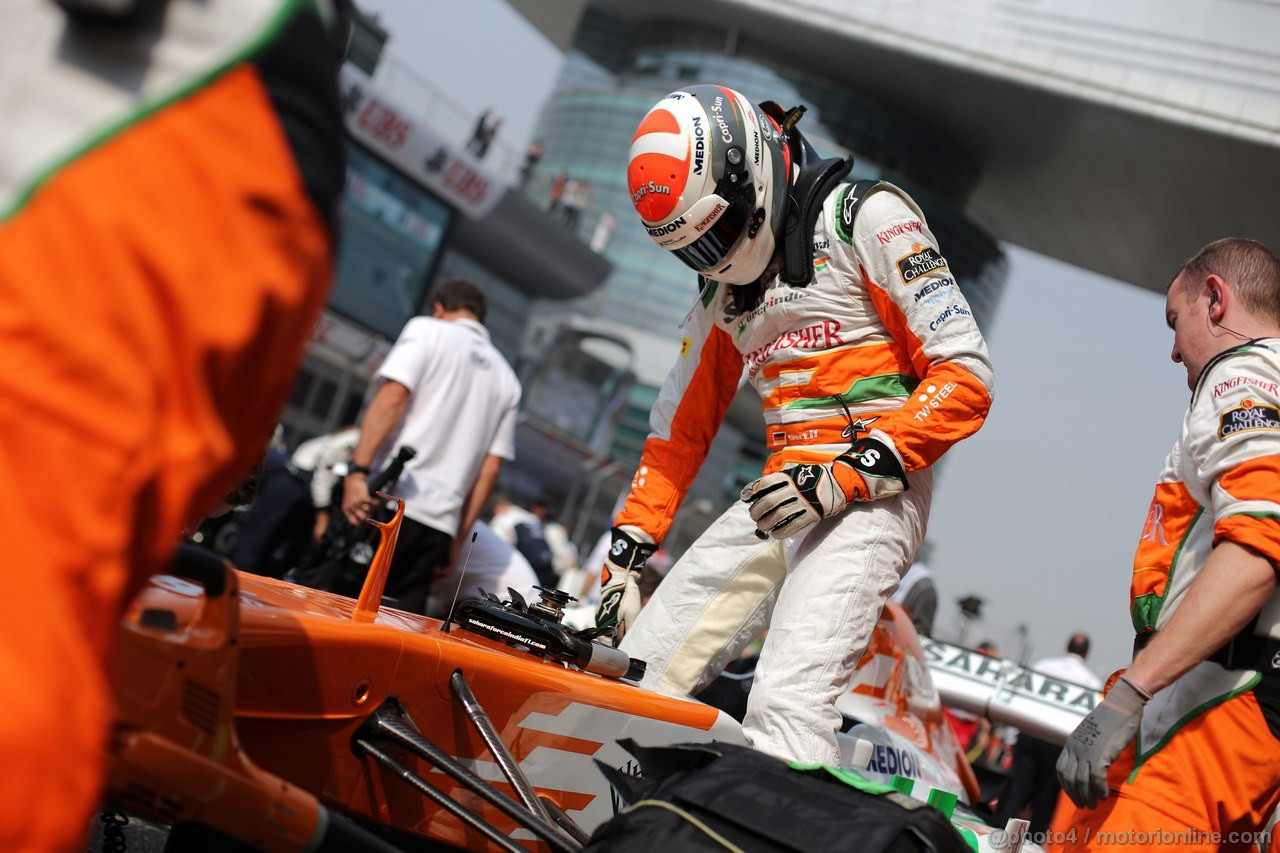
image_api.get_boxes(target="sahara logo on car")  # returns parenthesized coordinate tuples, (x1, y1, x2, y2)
(896, 244, 949, 284)
(921, 639, 1099, 712)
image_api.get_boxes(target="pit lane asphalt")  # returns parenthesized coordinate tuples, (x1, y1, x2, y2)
(84, 811, 169, 853)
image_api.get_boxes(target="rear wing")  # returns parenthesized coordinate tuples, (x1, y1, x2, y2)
(922, 638, 1102, 745)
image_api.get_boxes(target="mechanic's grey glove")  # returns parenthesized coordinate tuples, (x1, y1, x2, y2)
(594, 525, 657, 645)
(740, 432, 907, 539)
(1056, 675, 1151, 809)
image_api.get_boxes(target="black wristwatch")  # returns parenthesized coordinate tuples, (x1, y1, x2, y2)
(348, 464, 371, 477)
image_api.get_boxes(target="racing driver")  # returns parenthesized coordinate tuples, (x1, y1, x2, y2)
(595, 84, 994, 764)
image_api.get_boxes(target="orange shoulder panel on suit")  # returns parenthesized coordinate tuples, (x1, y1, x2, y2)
(0, 58, 334, 853)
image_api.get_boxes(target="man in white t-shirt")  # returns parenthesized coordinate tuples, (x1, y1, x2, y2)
(343, 278, 522, 615)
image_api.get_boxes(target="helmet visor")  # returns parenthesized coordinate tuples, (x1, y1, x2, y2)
(670, 183, 757, 275)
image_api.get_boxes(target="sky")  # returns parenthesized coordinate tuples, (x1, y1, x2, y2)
(359, 0, 1195, 676)
(923, 249, 1187, 675)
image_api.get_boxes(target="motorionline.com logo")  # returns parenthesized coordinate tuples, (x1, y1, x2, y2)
(987, 827, 1272, 849)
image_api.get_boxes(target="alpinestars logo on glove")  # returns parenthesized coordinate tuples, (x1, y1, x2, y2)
(598, 590, 623, 623)
(791, 464, 835, 512)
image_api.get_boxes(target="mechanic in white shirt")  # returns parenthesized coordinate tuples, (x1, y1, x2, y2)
(291, 424, 359, 541)
(342, 278, 522, 615)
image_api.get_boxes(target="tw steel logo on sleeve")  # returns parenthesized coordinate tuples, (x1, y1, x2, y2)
(896, 245, 949, 284)
(911, 381, 958, 424)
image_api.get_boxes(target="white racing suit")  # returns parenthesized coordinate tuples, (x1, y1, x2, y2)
(617, 183, 994, 763)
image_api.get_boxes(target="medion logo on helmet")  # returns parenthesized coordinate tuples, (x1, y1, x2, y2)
(691, 116, 706, 176)
(647, 216, 687, 238)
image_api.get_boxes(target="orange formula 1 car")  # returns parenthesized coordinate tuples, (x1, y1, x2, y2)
(106, 497, 1044, 852)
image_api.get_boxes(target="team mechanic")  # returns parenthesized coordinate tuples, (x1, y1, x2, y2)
(1051, 239, 1280, 852)
(594, 84, 994, 764)
(0, 1, 347, 849)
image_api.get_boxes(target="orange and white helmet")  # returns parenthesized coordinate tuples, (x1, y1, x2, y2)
(627, 85, 791, 285)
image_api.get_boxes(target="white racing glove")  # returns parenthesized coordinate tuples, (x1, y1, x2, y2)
(594, 524, 657, 644)
(741, 431, 907, 540)
(1057, 674, 1151, 809)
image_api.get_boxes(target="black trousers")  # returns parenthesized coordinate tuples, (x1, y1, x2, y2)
(382, 516, 452, 615)
(993, 733, 1064, 835)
